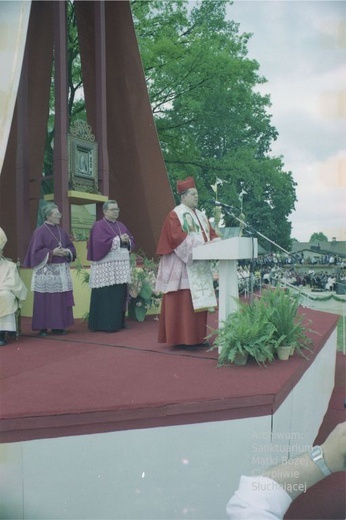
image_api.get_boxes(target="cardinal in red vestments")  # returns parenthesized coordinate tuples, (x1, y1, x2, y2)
(155, 177, 219, 349)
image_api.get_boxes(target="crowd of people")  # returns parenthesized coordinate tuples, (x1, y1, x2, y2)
(257, 266, 345, 292)
(231, 264, 345, 295)
(232, 246, 345, 295)
(251, 251, 345, 269)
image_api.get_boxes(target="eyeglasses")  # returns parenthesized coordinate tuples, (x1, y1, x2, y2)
(108, 208, 119, 212)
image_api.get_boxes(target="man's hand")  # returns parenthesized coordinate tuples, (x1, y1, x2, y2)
(53, 247, 69, 257)
(322, 421, 346, 473)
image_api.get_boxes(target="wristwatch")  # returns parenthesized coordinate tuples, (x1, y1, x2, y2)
(309, 445, 332, 476)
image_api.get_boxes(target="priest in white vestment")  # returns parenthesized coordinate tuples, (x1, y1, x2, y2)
(0, 228, 28, 346)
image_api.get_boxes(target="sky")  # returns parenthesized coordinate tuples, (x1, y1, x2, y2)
(223, 0, 346, 242)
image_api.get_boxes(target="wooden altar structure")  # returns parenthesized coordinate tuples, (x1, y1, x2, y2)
(0, 0, 174, 262)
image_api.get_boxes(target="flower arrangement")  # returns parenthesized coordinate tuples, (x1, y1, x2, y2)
(74, 253, 162, 322)
(128, 253, 162, 322)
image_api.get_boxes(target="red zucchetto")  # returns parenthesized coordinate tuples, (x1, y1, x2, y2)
(176, 176, 196, 194)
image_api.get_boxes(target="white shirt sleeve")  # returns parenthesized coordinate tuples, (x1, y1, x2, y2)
(226, 476, 292, 520)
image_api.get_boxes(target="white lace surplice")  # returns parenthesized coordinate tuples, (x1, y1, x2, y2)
(89, 237, 131, 289)
(31, 254, 73, 293)
(156, 232, 217, 311)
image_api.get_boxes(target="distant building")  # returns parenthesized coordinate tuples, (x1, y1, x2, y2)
(291, 240, 346, 262)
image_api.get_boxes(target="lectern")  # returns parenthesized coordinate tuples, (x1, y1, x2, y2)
(193, 237, 258, 325)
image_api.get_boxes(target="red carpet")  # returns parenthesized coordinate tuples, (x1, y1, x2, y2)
(0, 308, 339, 442)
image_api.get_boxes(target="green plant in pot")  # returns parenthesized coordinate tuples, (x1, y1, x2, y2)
(209, 297, 277, 367)
(74, 255, 162, 323)
(261, 286, 313, 360)
(128, 253, 162, 322)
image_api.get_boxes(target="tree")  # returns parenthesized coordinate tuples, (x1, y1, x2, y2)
(131, 0, 297, 250)
(43, 0, 297, 250)
(309, 232, 328, 243)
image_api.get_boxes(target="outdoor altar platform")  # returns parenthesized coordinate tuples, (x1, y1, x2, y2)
(0, 308, 344, 520)
(0, 308, 338, 443)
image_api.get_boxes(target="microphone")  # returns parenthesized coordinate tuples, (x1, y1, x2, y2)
(209, 199, 234, 209)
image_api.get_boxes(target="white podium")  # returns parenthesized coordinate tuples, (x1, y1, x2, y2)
(193, 237, 258, 325)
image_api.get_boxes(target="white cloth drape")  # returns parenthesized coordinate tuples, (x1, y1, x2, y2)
(0, 1, 31, 175)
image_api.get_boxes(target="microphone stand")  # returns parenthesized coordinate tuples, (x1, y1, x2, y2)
(218, 203, 293, 303)
(219, 204, 291, 256)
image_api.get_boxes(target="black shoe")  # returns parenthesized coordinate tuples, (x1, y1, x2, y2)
(39, 329, 48, 337)
(52, 329, 67, 335)
(195, 342, 210, 349)
(175, 344, 197, 351)
(0, 333, 6, 346)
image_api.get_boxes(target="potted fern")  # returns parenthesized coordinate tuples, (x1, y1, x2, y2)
(261, 286, 313, 360)
(209, 297, 277, 367)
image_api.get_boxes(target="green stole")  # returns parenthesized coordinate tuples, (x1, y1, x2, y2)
(174, 205, 217, 311)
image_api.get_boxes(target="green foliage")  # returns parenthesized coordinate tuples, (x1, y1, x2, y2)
(210, 286, 315, 366)
(74, 254, 162, 323)
(260, 286, 313, 355)
(209, 297, 277, 366)
(44, 0, 297, 251)
(74, 258, 90, 285)
(337, 316, 345, 353)
(128, 253, 162, 322)
(131, 0, 297, 251)
(309, 232, 329, 243)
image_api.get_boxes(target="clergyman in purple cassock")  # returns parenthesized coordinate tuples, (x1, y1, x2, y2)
(87, 200, 135, 332)
(24, 204, 76, 335)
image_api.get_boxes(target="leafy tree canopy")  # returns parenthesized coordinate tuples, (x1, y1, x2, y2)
(44, 0, 298, 251)
(309, 232, 329, 243)
(131, 0, 297, 251)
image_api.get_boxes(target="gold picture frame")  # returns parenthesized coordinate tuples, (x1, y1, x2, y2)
(68, 134, 99, 193)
